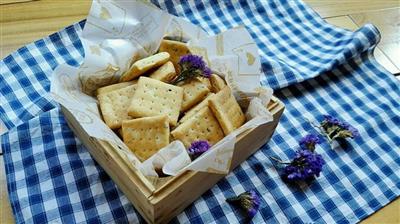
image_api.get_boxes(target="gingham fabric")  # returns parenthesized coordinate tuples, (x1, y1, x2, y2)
(1, 0, 399, 223)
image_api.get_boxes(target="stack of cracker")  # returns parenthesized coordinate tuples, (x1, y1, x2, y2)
(96, 39, 246, 165)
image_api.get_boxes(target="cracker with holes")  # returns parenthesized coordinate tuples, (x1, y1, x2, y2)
(171, 106, 224, 148)
(122, 115, 169, 162)
(120, 52, 170, 82)
(197, 77, 212, 90)
(179, 93, 215, 124)
(96, 80, 137, 96)
(180, 79, 210, 112)
(128, 77, 183, 126)
(149, 61, 176, 83)
(208, 86, 245, 135)
(98, 84, 137, 129)
(210, 74, 226, 93)
(159, 40, 191, 71)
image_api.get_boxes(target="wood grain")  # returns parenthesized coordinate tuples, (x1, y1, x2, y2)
(0, 0, 91, 58)
(351, 8, 399, 44)
(325, 15, 400, 74)
(0, 0, 33, 5)
(325, 16, 360, 30)
(362, 199, 400, 224)
(304, 0, 400, 18)
(0, 0, 90, 22)
(351, 8, 400, 71)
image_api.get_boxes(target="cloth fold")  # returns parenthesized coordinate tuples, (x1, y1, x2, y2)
(260, 24, 381, 89)
(153, 1, 381, 90)
(1, 1, 399, 223)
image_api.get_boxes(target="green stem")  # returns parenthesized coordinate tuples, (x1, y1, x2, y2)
(327, 126, 340, 138)
(330, 131, 342, 141)
(226, 196, 240, 202)
(171, 68, 198, 85)
(171, 72, 187, 85)
(306, 118, 334, 147)
(269, 156, 291, 164)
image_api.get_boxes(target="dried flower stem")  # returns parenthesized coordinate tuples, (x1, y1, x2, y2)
(226, 190, 260, 219)
(306, 118, 333, 145)
(171, 69, 195, 85)
(269, 156, 291, 164)
(171, 54, 211, 85)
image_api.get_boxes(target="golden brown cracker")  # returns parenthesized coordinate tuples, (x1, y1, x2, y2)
(159, 40, 191, 72)
(98, 85, 137, 129)
(120, 52, 170, 82)
(171, 106, 224, 148)
(180, 79, 210, 112)
(128, 77, 183, 126)
(197, 77, 212, 90)
(210, 74, 226, 93)
(208, 86, 245, 135)
(179, 93, 215, 124)
(122, 115, 169, 162)
(96, 80, 137, 96)
(149, 61, 176, 83)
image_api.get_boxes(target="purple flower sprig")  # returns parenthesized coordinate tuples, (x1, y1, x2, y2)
(171, 54, 212, 85)
(306, 115, 359, 145)
(271, 149, 325, 183)
(299, 134, 321, 151)
(187, 140, 211, 160)
(226, 190, 261, 219)
(320, 115, 360, 142)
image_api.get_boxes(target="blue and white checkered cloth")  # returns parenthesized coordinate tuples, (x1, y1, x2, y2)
(1, 1, 399, 223)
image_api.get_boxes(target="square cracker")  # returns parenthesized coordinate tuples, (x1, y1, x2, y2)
(122, 115, 169, 162)
(98, 85, 137, 129)
(159, 40, 191, 72)
(149, 61, 176, 83)
(120, 52, 170, 82)
(128, 77, 183, 126)
(180, 79, 210, 112)
(171, 106, 224, 148)
(179, 93, 215, 124)
(208, 86, 245, 135)
(96, 80, 137, 96)
(210, 74, 226, 93)
(197, 77, 212, 90)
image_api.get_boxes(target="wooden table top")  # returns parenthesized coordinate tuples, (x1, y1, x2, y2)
(1, 1, 399, 223)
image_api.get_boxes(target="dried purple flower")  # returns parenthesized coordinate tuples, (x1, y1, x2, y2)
(338, 122, 360, 138)
(202, 66, 212, 78)
(299, 134, 321, 151)
(282, 150, 325, 182)
(171, 54, 211, 84)
(321, 115, 341, 126)
(320, 115, 359, 142)
(271, 149, 325, 183)
(226, 190, 260, 219)
(187, 140, 211, 160)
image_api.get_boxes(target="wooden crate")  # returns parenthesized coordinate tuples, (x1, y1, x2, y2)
(61, 96, 284, 224)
